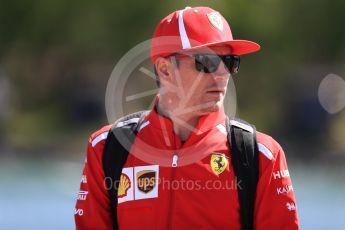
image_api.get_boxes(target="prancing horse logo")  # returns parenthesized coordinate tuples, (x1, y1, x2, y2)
(210, 153, 229, 176)
(207, 12, 224, 31)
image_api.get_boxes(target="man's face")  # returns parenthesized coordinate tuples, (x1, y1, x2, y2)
(162, 45, 232, 117)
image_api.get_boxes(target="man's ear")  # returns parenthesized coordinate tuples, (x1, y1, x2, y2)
(155, 57, 172, 81)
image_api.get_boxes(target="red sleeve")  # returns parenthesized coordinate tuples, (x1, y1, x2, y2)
(254, 134, 299, 230)
(74, 133, 112, 229)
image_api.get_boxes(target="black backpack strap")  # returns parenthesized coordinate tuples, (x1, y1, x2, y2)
(102, 111, 148, 230)
(226, 116, 259, 230)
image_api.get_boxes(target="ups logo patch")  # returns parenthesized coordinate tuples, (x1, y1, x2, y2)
(136, 170, 156, 193)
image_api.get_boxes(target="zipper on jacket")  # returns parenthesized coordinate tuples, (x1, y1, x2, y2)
(168, 152, 178, 230)
(172, 154, 178, 167)
(168, 129, 180, 230)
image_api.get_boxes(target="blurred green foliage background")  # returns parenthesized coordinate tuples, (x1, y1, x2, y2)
(0, 0, 345, 229)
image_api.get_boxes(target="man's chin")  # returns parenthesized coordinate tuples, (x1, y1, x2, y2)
(200, 100, 223, 114)
(174, 100, 223, 117)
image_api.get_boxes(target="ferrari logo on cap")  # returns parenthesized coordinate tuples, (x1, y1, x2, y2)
(210, 153, 229, 176)
(207, 12, 223, 31)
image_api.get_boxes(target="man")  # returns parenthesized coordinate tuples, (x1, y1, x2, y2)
(75, 6, 299, 229)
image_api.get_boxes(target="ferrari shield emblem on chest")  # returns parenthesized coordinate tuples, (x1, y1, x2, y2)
(210, 153, 229, 176)
(207, 12, 223, 31)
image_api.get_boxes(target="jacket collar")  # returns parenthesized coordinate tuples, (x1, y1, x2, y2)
(145, 96, 226, 135)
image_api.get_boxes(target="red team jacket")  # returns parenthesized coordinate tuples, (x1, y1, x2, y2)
(75, 106, 299, 229)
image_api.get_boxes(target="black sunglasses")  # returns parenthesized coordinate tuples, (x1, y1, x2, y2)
(170, 53, 240, 74)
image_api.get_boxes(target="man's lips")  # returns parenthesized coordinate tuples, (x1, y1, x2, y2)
(205, 90, 225, 100)
(206, 89, 225, 94)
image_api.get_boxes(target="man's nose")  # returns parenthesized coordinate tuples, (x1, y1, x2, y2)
(213, 61, 230, 78)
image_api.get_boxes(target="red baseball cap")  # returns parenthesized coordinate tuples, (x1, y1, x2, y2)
(151, 6, 260, 63)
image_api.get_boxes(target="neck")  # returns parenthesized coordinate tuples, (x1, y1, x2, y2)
(157, 98, 199, 142)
